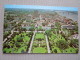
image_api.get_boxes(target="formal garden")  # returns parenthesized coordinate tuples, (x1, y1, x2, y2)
(31, 32, 48, 53)
(46, 29, 78, 53)
(3, 32, 33, 53)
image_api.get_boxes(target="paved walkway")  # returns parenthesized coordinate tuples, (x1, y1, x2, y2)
(3, 28, 15, 43)
(4, 30, 14, 43)
(28, 30, 36, 53)
(45, 35, 51, 53)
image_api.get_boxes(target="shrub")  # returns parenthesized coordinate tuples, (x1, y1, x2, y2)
(56, 40, 68, 50)
(69, 39, 78, 48)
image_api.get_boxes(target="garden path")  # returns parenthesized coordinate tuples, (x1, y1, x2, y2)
(45, 35, 51, 53)
(28, 30, 36, 53)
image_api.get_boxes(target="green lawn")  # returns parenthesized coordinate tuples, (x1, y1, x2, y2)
(35, 33, 45, 39)
(33, 47, 47, 53)
(63, 47, 77, 53)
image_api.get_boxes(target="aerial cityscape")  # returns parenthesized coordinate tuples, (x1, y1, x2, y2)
(3, 5, 79, 53)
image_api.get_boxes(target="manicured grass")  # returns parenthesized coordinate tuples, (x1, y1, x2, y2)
(35, 33, 45, 39)
(63, 47, 77, 53)
(33, 47, 47, 53)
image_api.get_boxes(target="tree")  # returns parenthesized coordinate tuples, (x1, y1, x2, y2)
(56, 40, 68, 50)
(29, 27, 35, 31)
(28, 32, 33, 35)
(37, 26, 43, 31)
(6, 14, 14, 21)
(21, 28, 27, 31)
(17, 36, 23, 42)
(45, 30, 51, 37)
(15, 42, 21, 47)
(54, 49, 57, 53)
(4, 23, 8, 29)
(55, 22, 61, 29)
(70, 39, 78, 48)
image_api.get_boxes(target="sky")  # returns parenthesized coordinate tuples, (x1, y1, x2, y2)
(4, 5, 78, 11)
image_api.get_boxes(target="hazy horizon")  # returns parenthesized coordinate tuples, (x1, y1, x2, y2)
(4, 5, 78, 11)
